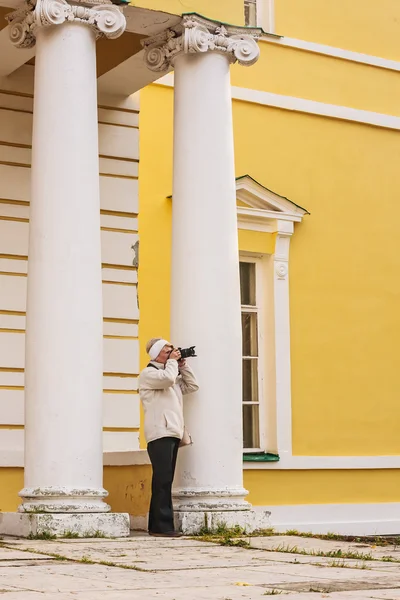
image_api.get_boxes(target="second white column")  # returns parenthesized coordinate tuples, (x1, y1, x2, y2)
(144, 16, 262, 533)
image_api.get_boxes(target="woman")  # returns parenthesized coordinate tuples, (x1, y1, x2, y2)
(139, 338, 199, 537)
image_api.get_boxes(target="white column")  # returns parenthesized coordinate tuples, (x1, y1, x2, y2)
(4, 0, 129, 537)
(144, 16, 264, 533)
(171, 49, 247, 510)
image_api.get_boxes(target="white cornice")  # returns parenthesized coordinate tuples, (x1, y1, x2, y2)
(261, 35, 400, 73)
(155, 73, 400, 131)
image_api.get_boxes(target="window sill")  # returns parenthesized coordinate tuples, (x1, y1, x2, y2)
(243, 452, 280, 462)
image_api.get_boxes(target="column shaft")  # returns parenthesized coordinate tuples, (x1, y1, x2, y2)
(171, 52, 248, 510)
(22, 22, 106, 512)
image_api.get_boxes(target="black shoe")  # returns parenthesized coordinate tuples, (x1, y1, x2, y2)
(148, 531, 183, 538)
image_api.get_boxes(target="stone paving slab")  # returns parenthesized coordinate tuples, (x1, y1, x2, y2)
(0, 547, 51, 562)
(249, 535, 400, 561)
(1, 535, 400, 599)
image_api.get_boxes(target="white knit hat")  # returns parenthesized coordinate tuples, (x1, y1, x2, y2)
(148, 339, 170, 361)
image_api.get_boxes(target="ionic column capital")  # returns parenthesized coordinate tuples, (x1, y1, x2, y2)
(143, 14, 261, 72)
(7, 0, 126, 48)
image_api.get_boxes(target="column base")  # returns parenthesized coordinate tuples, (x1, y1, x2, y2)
(174, 508, 272, 535)
(0, 512, 130, 538)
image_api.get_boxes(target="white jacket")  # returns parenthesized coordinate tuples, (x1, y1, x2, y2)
(139, 359, 199, 444)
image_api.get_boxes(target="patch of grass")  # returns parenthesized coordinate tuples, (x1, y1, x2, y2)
(309, 587, 331, 594)
(263, 590, 282, 596)
(221, 538, 250, 548)
(80, 555, 95, 564)
(47, 553, 68, 561)
(99, 560, 152, 572)
(28, 531, 56, 540)
(312, 559, 369, 570)
(282, 530, 400, 547)
(196, 523, 247, 538)
(91, 530, 107, 538)
(63, 531, 80, 539)
(270, 543, 374, 562)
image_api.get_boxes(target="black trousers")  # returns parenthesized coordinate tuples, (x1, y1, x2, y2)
(147, 436, 180, 534)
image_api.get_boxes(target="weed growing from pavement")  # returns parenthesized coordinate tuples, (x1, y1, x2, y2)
(28, 531, 56, 540)
(311, 559, 369, 570)
(279, 529, 400, 547)
(63, 531, 79, 539)
(268, 543, 374, 561)
(263, 590, 282, 595)
(2, 544, 151, 573)
(194, 524, 400, 565)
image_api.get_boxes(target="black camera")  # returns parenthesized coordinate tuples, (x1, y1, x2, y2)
(178, 346, 197, 359)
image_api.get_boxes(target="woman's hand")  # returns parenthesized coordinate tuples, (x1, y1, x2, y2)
(170, 348, 181, 361)
(178, 358, 187, 368)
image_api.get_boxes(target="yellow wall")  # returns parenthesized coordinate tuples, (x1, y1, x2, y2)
(0, 467, 152, 516)
(137, 0, 400, 509)
(231, 42, 400, 117)
(133, 0, 245, 27)
(275, 0, 400, 61)
(0, 469, 23, 512)
(233, 100, 400, 456)
(139, 80, 400, 459)
(245, 470, 400, 505)
(104, 465, 151, 517)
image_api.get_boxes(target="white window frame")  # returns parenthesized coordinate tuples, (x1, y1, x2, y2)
(258, 0, 275, 32)
(240, 255, 266, 452)
(244, 0, 258, 27)
(236, 175, 308, 464)
(245, 0, 275, 32)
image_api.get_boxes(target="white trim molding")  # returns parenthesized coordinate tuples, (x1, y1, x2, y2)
(258, 503, 400, 536)
(257, 0, 275, 33)
(245, 454, 400, 470)
(261, 35, 400, 73)
(155, 73, 400, 131)
(0, 449, 151, 468)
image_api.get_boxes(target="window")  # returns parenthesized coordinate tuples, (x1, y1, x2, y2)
(244, 1, 276, 32)
(240, 259, 262, 449)
(244, 0, 258, 26)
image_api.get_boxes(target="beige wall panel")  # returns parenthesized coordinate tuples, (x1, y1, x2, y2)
(101, 229, 138, 267)
(102, 282, 139, 321)
(0, 93, 33, 112)
(0, 390, 24, 425)
(98, 123, 139, 161)
(0, 332, 25, 369)
(103, 375, 138, 391)
(101, 215, 138, 230)
(103, 394, 140, 428)
(0, 164, 30, 202)
(98, 157, 138, 178)
(103, 337, 139, 374)
(0, 220, 28, 255)
(103, 430, 140, 452)
(98, 108, 139, 128)
(0, 204, 29, 220)
(0, 258, 28, 274)
(103, 321, 138, 337)
(0, 429, 23, 452)
(98, 91, 140, 112)
(0, 372, 24, 386)
(99, 175, 138, 214)
(102, 267, 137, 285)
(0, 313, 25, 330)
(0, 145, 31, 165)
(0, 275, 27, 312)
(0, 109, 32, 146)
